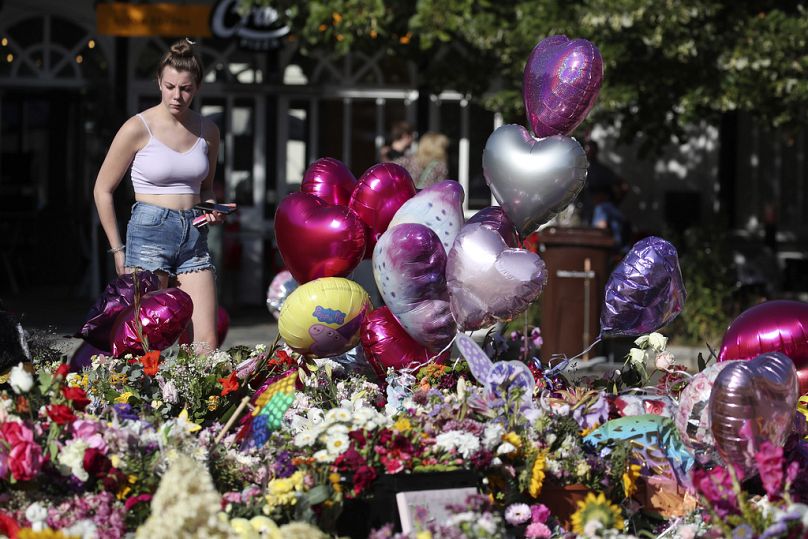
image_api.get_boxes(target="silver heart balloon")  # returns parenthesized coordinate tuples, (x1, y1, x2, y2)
(482, 124, 588, 237)
(447, 222, 548, 331)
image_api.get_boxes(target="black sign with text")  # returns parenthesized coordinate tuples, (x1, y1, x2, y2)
(210, 0, 290, 51)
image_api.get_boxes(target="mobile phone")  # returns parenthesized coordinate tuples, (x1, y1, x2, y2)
(194, 202, 237, 214)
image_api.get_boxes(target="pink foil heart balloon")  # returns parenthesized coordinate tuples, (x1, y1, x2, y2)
(709, 352, 799, 475)
(372, 223, 456, 352)
(350, 163, 416, 257)
(447, 223, 548, 331)
(523, 35, 603, 138)
(465, 206, 519, 248)
(360, 306, 448, 379)
(718, 300, 808, 394)
(301, 157, 357, 206)
(275, 192, 367, 284)
(110, 288, 194, 357)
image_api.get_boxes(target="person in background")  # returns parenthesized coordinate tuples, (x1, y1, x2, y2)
(395, 131, 450, 190)
(380, 121, 414, 162)
(93, 39, 228, 353)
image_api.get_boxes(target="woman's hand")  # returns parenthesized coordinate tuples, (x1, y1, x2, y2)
(203, 203, 236, 226)
(114, 250, 126, 276)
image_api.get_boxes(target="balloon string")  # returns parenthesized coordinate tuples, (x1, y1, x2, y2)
(395, 335, 458, 376)
(551, 336, 602, 370)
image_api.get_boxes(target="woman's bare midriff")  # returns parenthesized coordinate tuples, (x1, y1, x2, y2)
(135, 193, 202, 211)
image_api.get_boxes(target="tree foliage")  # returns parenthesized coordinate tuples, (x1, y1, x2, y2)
(242, 0, 808, 152)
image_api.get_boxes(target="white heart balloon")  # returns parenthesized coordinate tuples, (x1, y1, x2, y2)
(388, 180, 465, 253)
(482, 124, 588, 237)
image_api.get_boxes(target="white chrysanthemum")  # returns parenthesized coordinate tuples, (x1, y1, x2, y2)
(306, 408, 324, 425)
(293, 430, 317, 447)
(324, 407, 352, 424)
(325, 432, 350, 455)
(313, 449, 333, 463)
(483, 423, 505, 448)
(326, 423, 349, 436)
(352, 407, 376, 427)
(434, 430, 480, 459)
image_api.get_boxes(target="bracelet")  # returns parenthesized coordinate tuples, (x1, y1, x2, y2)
(107, 244, 126, 254)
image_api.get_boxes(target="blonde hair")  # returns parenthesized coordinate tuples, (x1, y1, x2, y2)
(157, 39, 204, 86)
(415, 132, 449, 168)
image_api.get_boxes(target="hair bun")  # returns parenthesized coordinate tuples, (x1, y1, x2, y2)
(169, 40, 194, 57)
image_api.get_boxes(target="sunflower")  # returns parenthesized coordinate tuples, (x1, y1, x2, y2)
(622, 463, 642, 498)
(528, 449, 547, 498)
(570, 492, 624, 534)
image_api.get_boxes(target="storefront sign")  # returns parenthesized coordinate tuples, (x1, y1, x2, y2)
(96, 3, 213, 37)
(210, 0, 290, 50)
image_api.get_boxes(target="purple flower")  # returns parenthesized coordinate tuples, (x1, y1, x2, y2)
(755, 441, 784, 498)
(530, 503, 550, 524)
(271, 450, 296, 478)
(693, 466, 739, 518)
(112, 403, 139, 421)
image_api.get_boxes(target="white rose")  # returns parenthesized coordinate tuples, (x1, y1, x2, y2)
(9, 363, 33, 394)
(627, 347, 648, 367)
(647, 332, 668, 352)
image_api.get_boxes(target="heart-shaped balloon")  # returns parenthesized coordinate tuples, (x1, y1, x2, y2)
(709, 352, 799, 474)
(76, 271, 161, 350)
(718, 300, 808, 394)
(275, 192, 367, 284)
(110, 288, 194, 356)
(601, 236, 686, 337)
(301, 157, 357, 207)
(360, 306, 448, 379)
(350, 163, 416, 257)
(388, 180, 465, 253)
(465, 206, 519, 248)
(482, 124, 587, 237)
(447, 223, 548, 331)
(523, 35, 603, 138)
(373, 223, 456, 352)
(70, 341, 107, 372)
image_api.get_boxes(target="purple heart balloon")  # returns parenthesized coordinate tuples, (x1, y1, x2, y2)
(523, 35, 603, 138)
(447, 223, 548, 331)
(466, 206, 519, 248)
(388, 180, 466, 253)
(372, 223, 456, 352)
(600, 236, 686, 337)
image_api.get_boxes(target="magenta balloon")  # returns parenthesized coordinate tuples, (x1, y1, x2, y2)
(466, 206, 519, 248)
(301, 157, 357, 207)
(523, 35, 603, 138)
(275, 192, 367, 284)
(360, 306, 448, 379)
(110, 288, 194, 357)
(349, 163, 416, 257)
(718, 300, 808, 394)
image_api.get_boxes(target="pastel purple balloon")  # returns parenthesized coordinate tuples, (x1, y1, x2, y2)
(600, 236, 686, 337)
(301, 157, 357, 207)
(466, 206, 519, 248)
(76, 271, 161, 350)
(523, 35, 603, 138)
(372, 223, 456, 352)
(447, 223, 548, 331)
(110, 288, 194, 357)
(388, 180, 466, 253)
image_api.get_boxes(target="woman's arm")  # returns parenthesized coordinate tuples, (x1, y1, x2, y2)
(93, 117, 144, 275)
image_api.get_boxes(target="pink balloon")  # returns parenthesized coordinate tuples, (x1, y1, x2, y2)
(301, 157, 357, 207)
(275, 192, 367, 284)
(360, 306, 448, 379)
(718, 300, 808, 394)
(466, 206, 519, 248)
(349, 163, 416, 257)
(523, 35, 603, 138)
(177, 305, 230, 346)
(110, 288, 194, 357)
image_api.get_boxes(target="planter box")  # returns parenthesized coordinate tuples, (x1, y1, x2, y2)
(336, 470, 481, 538)
(535, 483, 590, 529)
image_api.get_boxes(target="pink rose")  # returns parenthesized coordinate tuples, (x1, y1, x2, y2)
(525, 521, 552, 538)
(0, 422, 34, 446)
(8, 440, 43, 481)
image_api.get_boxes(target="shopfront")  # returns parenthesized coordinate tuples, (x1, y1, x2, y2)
(0, 0, 497, 306)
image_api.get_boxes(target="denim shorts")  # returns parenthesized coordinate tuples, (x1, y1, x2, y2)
(125, 201, 215, 277)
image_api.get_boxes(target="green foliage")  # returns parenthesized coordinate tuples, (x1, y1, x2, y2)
(240, 0, 808, 154)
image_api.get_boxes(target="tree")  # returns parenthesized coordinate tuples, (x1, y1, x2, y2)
(241, 1, 808, 154)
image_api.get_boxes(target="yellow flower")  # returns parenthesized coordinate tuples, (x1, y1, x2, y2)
(528, 450, 547, 498)
(17, 529, 80, 539)
(109, 372, 128, 385)
(114, 391, 134, 404)
(230, 518, 259, 539)
(329, 472, 342, 493)
(393, 417, 412, 433)
(416, 532, 432, 539)
(178, 408, 202, 433)
(207, 395, 220, 411)
(502, 432, 522, 450)
(570, 492, 624, 534)
(249, 516, 281, 539)
(622, 463, 642, 498)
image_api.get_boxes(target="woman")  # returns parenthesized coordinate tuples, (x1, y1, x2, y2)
(94, 39, 226, 352)
(394, 131, 449, 189)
